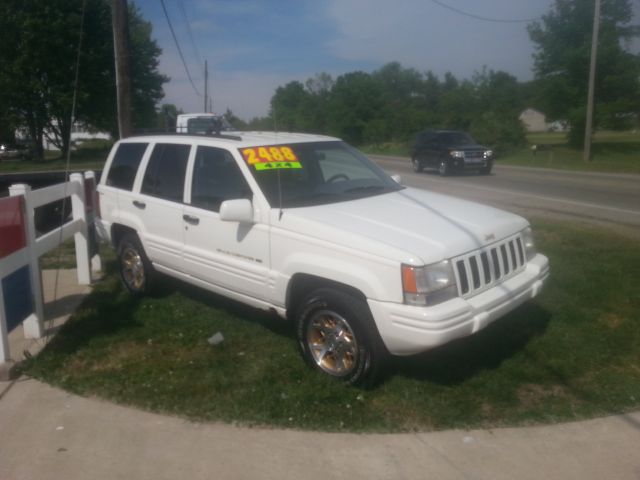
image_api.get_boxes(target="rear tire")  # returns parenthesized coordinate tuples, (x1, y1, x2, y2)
(295, 288, 386, 386)
(411, 157, 423, 173)
(117, 233, 155, 295)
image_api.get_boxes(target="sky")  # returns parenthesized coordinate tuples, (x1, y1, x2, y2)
(135, 0, 639, 121)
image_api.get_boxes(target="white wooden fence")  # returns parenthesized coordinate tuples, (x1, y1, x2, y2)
(0, 172, 101, 370)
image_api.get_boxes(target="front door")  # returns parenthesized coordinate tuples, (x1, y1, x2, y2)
(182, 145, 270, 299)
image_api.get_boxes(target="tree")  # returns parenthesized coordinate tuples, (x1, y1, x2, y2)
(371, 62, 429, 142)
(262, 63, 529, 150)
(469, 69, 527, 150)
(157, 104, 182, 131)
(327, 72, 384, 144)
(0, 0, 167, 159)
(270, 81, 311, 132)
(128, 4, 168, 131)
(223, 108, 247, 130)
(528, 0, 640, 146)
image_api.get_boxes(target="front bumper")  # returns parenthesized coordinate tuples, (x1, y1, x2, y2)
(368, 254, 549, 356)
(452, 158, 491, 170)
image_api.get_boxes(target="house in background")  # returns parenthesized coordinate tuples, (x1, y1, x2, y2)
(16, 121, 111, 151)
(43, 122, 111, 151)
(519, 108, 548, 132)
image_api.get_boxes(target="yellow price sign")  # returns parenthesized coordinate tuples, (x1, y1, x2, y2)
(241, 146, 299, 168)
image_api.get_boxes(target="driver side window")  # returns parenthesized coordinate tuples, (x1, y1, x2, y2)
(190, 146, 252, 212)
(317, 149, 378, 182)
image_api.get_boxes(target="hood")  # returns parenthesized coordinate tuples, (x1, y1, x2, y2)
(276, 187, 528, 265)
(446, 144, 488, 151)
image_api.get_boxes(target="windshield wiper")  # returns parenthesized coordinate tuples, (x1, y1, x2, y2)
(343, 185, 389, 195)
(285, 191, 345, 207)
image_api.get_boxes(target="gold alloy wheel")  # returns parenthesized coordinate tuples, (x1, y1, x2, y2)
(306, 310, 358, 377)
(121, 246, 145, 291)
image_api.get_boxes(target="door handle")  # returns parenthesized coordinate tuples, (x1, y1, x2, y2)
(183, 214, 200, 225)
(132, 200, 146, 209)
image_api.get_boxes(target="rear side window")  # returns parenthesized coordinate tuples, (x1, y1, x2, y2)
(105, 143, 148, 190)
(141, 143, 190, 202)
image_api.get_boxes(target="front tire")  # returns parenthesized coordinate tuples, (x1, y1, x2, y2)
(479, 163, 493, 175)
(411, 157, 423, 173)
(438, 160, 451, 176)
(295, 288, 386, 386)
(117, 233, 155, 295)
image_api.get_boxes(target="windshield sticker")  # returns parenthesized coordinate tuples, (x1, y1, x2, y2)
(241, 146, 302, 170)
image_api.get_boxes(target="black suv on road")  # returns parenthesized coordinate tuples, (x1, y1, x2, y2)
(411, 130, 493, 176)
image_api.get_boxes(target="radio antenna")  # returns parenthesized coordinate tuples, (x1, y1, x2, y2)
(277, 168, 283, 220)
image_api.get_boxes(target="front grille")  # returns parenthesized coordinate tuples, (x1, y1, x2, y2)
(464, 151, 484, 159)
(453, 233, 526, 298)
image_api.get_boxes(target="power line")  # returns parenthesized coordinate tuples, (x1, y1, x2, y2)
(427, 0, 539, 23)
(177, 0, 203, 74)
(160, 0, 202, 97)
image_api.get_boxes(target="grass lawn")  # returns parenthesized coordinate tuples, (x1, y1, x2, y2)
(502, 131, 640, 173)
(23, 219, 640, 432)
(0, 139, 111, 174)
(363, 131, 640, 174)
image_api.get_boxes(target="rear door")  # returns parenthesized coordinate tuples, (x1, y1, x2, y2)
(182, 145, 270, 298)
(135, 142, 191, 273)
(99, 141, 150, 238)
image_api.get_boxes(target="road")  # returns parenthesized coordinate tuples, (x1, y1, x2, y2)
(370, 154, 640, 238)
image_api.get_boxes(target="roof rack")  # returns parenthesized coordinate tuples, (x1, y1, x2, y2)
(131, 129, 243, 141)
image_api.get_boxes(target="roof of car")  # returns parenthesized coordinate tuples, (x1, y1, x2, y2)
(119, 131, 340, 148)
(418, 129, 464, 134)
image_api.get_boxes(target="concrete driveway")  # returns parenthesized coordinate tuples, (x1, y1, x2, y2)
(1, 377, 639, 480)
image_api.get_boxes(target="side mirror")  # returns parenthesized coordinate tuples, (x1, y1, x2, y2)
(219, 199, 254, 223)
(390, 174, 402, 184)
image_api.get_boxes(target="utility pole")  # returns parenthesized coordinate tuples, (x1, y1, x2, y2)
(204, 60, 208, 113)
(583, 0, 601, 162)
(112, 0, 133, 138)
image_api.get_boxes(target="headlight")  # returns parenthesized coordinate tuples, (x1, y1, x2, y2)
(483, 150, 493, 158)
(521, 227, 537, 261)
(449, 150, 464, 158)
(401, 260, 458, 306)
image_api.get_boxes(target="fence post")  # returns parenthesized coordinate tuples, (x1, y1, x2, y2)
(0, 286, 10, 363)
(84, 171, 102, 273)
(8, 184, 45, 339)
(70, 173, 91, 285)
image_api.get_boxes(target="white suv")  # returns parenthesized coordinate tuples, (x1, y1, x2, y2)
(96, 132, 549, 385)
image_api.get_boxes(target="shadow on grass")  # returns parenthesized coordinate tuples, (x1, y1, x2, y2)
(154, 275, 295, 339)
(166, 271, 553, 390)
(389, 302, 551, 385)
(39, 289, 144, 358)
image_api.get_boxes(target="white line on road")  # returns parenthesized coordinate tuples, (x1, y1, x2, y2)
(410, 175, 640, 217)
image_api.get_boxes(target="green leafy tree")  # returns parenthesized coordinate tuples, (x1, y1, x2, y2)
(0, 0, 167, 159)
(470, 69, 527, 150)
(223, 108, 247, 130)
(156, 104, 182, 131)
(303, 72, 334, 132)
(371, 62, 429, 142)
(270, 81, 311, 132)
(128, 4, 168, 131)
(470, 112, 526, 153)
(262, 63, 529, 151)
(528, 0, 640, 146)
(327, 71, 384, 144)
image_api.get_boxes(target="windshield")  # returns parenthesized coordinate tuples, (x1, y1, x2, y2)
(182, 116, 232, 134)
(439, 132, 476, 146)
(239, 141, 403, 208)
